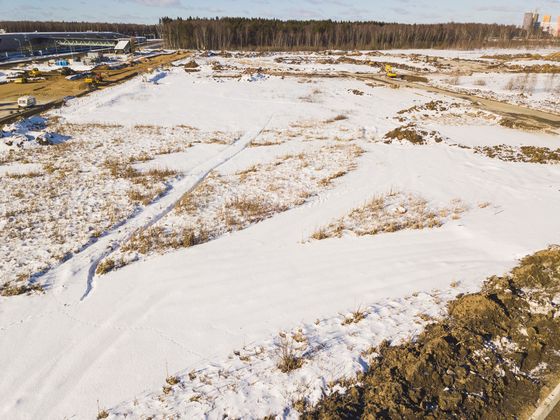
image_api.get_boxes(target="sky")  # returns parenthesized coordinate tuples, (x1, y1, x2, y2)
(2, 0, 560, 25)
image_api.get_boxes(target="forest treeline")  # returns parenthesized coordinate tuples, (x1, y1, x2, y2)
(159, 17, 530, 50)
(0, 21, 159, 37)
(3, 18, 551, 50)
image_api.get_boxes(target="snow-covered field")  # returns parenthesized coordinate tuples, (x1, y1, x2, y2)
(1, 49, 560, 419)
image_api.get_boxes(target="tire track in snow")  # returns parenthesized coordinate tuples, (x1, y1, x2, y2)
(79, 122, 271, 300)
(41, 120, 271, 301)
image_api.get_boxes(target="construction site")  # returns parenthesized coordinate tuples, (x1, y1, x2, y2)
(0, 47, 187, 124)
(1, 15, 560, 420)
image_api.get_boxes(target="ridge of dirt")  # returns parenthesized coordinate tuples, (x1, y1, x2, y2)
(302, 246, 560, 419)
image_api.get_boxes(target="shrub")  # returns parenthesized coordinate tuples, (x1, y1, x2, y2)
(277, 335, 304, 373)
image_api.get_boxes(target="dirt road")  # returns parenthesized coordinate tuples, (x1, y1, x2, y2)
(357, 73, 560, 129)
(0, 51, 189, 123)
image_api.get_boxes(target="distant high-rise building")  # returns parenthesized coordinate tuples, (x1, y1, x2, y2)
(522, 12, 540, 32)
(542, 15, 552, 33)
(522, 12, 535, 31)
(556, 16, 560, 36)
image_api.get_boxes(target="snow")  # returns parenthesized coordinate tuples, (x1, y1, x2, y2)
(0, 162, 42, 176)
(386, 47, 559, 60)
(1, 50, 560, 420)
(56, 65, 420, 132)
(430, 72, 560, 113)
(505, 60, 560, 67)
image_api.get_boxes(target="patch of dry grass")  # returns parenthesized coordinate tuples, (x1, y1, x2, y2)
(277, 334, 305, 373)
(5, 171, 43, 179)
(325, 114, 348, 124)
(95, 258, 116, 275)
(310, 192, 466, 240)
(341, 306, 368, 325)
(0, 281, 44, 297)
(474, 144, 560, 164)
(103, 144, 364, 270)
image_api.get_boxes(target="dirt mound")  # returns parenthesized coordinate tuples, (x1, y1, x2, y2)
(507, 64, 560, 74)
(303, 247, 560, 419)
(184, 60, 200, 72)
(384, 124, 443, 145)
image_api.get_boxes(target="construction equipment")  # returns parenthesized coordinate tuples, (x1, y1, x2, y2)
(29, 68, 41, 77)
(17, 96, 36, 108)
(59, 67, 74, 76)
(385, 64, 397, 78)
(83, 72, 103, 89)
(14, 77, 28, 84)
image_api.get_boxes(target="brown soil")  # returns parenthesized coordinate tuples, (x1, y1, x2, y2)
(303, 246, 560, 419)
(506, 64, 560, 74)
(499, 117, 549, 132)
(384, 124, 443, 145)
(0, 52, 189, 120)
(475, 144, 560, 164)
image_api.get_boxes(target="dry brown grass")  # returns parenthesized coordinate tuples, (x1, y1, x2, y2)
(325, 114, 348, 123)
(126, 189, 153, 206)
(95, 258, 116, 275)
(250, 139, 283, 147)
(0, 281, 44, 296)
(341, 306, 368, 325)
(277, 335, 305, 373)
(119, 226, 206, 258)
(0, 119, 226, 288)
(96, 407, 109, 420)
(226, 196, 285, 223)
(5, 171, 43, 179)
(108, 144, 363, 270)
(475, 144, 560, 164)
(128, 152, 153, 163)
(311, 192, 464, 240)
(318, 170, 348, 187)
(166, 375, 180, 386)
(310, 228, 329, 240)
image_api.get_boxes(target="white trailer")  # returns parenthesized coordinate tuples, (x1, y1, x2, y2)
(17, 95, 36, 108)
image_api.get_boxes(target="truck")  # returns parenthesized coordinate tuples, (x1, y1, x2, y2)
(17, 96, 37, 108)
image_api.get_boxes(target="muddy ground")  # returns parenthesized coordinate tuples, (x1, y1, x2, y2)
(302, 246, 560, 419)
(0, 51, 189, 121)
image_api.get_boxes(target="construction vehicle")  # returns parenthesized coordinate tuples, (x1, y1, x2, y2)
(17, 96, 36, 108)
(385, 64, 397, 78)
(14, 77, 28, 84)
(28, 68, 41, 77)
(59, 67, 74, 76)
(83, 72, 103, 89)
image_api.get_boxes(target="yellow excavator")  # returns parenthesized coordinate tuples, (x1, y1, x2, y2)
(83, 73, 104, 89)
(385, 64, 397, 78)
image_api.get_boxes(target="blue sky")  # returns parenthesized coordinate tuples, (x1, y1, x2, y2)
(2, 0, 560, 24)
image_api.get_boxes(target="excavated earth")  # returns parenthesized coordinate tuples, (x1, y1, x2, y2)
(303, 246, 560, 419)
